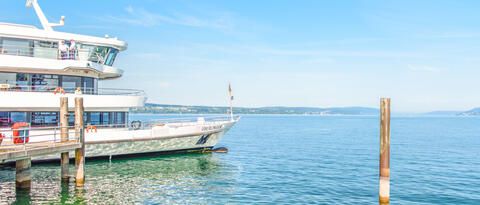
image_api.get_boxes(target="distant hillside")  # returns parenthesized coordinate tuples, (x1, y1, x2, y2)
(458, 108, 480, 116)
(131, 103, 379, 115)
(424, 111, 461, 116)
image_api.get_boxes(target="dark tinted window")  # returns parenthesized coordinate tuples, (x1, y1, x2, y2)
(61, 76, 82, 92)
(89, 112, 101, 125)
(31, 74, 59, 91)
(10, 112, 27, 123)
(31, 112, 58, 127)
(0, 112, 10, 127)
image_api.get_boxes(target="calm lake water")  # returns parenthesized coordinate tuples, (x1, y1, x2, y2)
(1, 114, 479, 204)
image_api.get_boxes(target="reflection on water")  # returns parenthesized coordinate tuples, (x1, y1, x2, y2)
(0, 153, 230, 204)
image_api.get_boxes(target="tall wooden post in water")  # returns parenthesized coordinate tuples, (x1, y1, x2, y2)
(15, 158, 31, 190)
(379, 98, 391, 204)
(60, 97, 69, 182)
(74, 97, 85, 187)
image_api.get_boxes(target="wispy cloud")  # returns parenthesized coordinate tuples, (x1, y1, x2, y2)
(102, 5, 233, 31)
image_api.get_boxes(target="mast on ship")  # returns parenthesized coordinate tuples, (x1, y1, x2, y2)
(228, 83, 234, 121)
(26, 0, 65, 31)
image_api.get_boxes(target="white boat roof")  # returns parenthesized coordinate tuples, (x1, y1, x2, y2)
(0, 23, 128, 51)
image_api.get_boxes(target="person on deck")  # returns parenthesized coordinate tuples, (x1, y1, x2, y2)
(74, 87, 83, 95)
(59, 40, 68, 60)
(69, 39, 76, 60)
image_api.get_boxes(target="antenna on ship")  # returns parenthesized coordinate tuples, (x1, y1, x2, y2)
(26, 0, 65, 31)
(228, 83, 234, 121)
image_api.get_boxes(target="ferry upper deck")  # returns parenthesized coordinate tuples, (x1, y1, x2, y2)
(0, 0, 145, 113)
(0, 22, 126, 79)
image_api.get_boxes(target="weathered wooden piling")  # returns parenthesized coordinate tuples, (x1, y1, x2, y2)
(74, 97, 85, 187)
(15, 158, 31, 190)
(60, 97, 69, 182)
(379, 98, 391, 204)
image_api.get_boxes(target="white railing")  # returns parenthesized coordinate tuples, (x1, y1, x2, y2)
(0, 125, 82, 149)
(0, 116, 238, 145)
(0, 45, 104, 64)
(132, 115, 239, 130)
(0, 83, 145, 96)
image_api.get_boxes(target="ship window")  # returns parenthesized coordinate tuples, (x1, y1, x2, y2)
(31, 74, 59, 91)
(94, 78, 98, 93)
(16, 73, 31, 91)
(0, 112, 9, 127)
(105, 48, 118, 66)
(101, 112, 109, 125)
(0, 38, 33, 57)
(68, 112, 88, 126)
(31, 112, 58, 127)
(0, 73, 17, 85)
(82, 77, 95, 94)
(68, 112, 74, 126)
(61, 76, 82, 93)
(89, 46, 109, 64)
(89, 112, 101, 125)
(113, 112, 126, 126)
(10, 112, 27, 124)
(33, 40, 58, 59)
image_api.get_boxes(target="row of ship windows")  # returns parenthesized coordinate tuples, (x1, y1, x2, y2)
(0, 37, 119, 66)
(0, 111, 127, 127)
(0, 72, 97, 94)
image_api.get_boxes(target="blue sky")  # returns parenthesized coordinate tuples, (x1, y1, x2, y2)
(3, 0, 480, 112)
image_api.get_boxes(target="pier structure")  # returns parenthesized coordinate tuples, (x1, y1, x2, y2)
(0, 97, 86, 190)
(60, 97, 70, 182)
(379, 98, 391, 205)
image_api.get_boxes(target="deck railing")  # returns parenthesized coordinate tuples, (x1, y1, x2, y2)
(0, 45, 104, 63)
(0, 116, 237, 145)
(0, 83, 145, 96)
(137, 115, 239, 130)
(0, 125, 82, 149)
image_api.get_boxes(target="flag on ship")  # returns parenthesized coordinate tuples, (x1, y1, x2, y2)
(228, 83, 234, 100)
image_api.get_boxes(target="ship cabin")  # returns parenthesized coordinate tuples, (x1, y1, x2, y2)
(0, 23, 145, 129)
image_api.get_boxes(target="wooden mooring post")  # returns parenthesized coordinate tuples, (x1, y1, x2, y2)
(1, 97, 85, 192)
(60, 97, 69, 182)
(15, 158, 31, 190)
(74, 97, 85, 187)
(379, 98, 391, 204)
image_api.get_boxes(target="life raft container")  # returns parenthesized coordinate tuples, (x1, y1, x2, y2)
(13, 122, 29, 144)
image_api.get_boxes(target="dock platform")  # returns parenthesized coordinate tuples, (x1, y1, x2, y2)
(0, 141, 80, 162)
(0, 97, 86, 191)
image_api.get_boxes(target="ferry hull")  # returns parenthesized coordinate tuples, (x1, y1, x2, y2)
(28, 119, 236, 162)
(85, 131, 224, 158)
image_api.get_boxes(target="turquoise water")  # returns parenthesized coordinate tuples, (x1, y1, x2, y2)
(1, 115, 479, 204)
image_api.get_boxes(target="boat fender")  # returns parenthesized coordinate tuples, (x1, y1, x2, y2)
(131, 120, 142, 130)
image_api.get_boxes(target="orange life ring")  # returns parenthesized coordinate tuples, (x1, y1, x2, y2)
(86, 125, 97, 133)
(53, 87, 66, 95)
(12, 122, 29, 144)
(0, 133, 4, 145)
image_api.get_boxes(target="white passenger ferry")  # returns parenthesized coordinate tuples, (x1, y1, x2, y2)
(0, 0, 238, 161)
